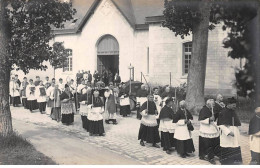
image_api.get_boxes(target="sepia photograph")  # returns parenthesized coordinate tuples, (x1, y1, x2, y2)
(0, 0, 260, 166)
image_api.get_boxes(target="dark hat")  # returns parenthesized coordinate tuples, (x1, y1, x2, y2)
(29, 79, 33, 82)
(65, 84, 69, 88)
(227, 97, 236, 104)
(23, 77, 27, 79)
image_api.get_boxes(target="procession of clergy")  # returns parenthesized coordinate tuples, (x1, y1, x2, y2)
(9, 73, 260, 165)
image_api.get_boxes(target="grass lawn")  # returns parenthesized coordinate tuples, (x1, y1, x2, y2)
(0, 132, 56, 165)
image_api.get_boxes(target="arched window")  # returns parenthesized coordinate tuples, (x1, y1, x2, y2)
(183, 42, 192, 75)
(63, 49, 73, 72)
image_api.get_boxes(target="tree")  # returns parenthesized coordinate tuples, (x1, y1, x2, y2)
(163, 0, 258, 113)
(0, 0, 76, 136)
(163, 0, 211, 113)
(49, 42, 70, 78)
(220, 1, 257, 105)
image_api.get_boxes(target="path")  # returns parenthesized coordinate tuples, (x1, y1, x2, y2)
(11, 106, 252, 165)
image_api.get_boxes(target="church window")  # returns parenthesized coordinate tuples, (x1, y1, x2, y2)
(183, 42, 192, 75)
(63, 49, 73, 72)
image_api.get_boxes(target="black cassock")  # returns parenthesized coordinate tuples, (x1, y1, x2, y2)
(217, 107, 242, 165)
(119, 88, 131, 117)
(138, 101, 160, 144)
(198, 106, 220, 160)
(136, 89, 149, 120)
(173, 108, 195, 156)
(159, 105, 176, 151)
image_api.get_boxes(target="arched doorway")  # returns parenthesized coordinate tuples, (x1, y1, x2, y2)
(97, 35, 119, 76)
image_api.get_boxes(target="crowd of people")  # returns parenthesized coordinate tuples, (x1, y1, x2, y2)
(9, 74, 260, 165)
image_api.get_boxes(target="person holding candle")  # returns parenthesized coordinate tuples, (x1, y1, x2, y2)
(159, 97, 176, 154)
(217, 97, 242, 165)
(138, 94, 160, 148)
(136, 84, 149, 120)
(88, 89, 105, 136)
(198, 99, 220, 164)
(80, 87, 92, 131)
(119, 82, 131, 117)
(173, 100, 195, 158)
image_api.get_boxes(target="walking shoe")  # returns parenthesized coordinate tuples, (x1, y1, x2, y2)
(209, 159, 216, 165)
(152, 144, 160, 148)
(181, 154, 186, 158)
(166, 150, 171, 155)
(112, 119, 118, 125)
(105, 120, 110, 124)
(185, 153, 190, 157)
(140, 141, 145, 146)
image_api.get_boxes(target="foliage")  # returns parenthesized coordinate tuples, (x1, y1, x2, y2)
(220, 1, 257, 98)
(163, 0, 258, 98)
(49, 42, 69, 69)
(6, 0, 76, 74)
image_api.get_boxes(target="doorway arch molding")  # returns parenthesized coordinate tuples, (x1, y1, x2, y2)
(96, 34, 119, 55)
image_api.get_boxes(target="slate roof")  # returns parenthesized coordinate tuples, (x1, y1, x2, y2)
(53, 0, 164, 34)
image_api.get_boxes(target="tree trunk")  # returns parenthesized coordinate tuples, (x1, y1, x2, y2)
(185, 0, 211, 114)
(257, 2, 260, 107)
(0, 0, 13, 136)
(54, 67, 56, 79)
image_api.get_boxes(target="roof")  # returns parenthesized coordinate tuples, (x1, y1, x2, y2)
(52, 0, 164, 35)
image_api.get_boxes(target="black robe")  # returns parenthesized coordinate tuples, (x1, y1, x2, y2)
(159, 106, 174, 120)
(199, 105, 213, 121)
(92, 96, 104, 107)
(173, 108, 193, 123)
(80, 93, 91, 105)
(140, 101, 157, 115)
(214, 102, 225, 121)
(217, 107, 241, 126)
(60, 91, 73, 101)
(249, 114, 260, 135)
